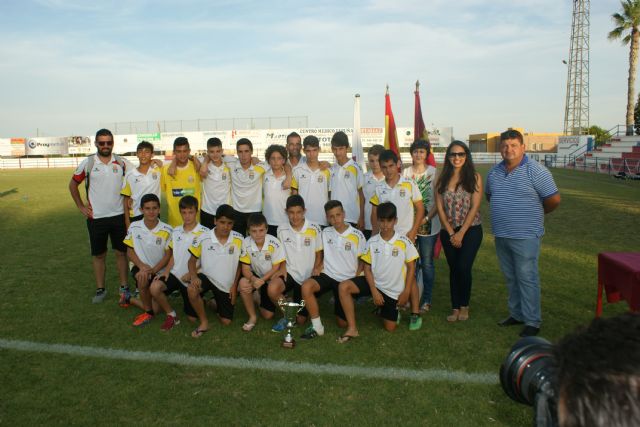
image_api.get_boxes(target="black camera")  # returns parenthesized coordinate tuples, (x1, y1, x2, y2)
(500, 336, 558, 427)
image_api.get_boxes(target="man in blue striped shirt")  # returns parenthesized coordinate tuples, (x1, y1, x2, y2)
(486, 129, 561, 337)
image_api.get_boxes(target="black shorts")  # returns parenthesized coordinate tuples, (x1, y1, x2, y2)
(309, 273, 341, 316)
(87, 214, 127, 256)
(260, 274, 302, 314)
(334, 276, 369, 321)
(363, 229, 372, 241)
(197, 273, 234, 320)
(200, 210, 216, 230)
(267, 224, 278, 238)
(157, 273, 197, 318)
(232, 211, 260, 237)
(378, 292, 399, 322)
(130, 214, 143, 223)
(130, 265, 154, 288)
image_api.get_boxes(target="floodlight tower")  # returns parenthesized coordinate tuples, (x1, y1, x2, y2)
(563, 0, 590, 135)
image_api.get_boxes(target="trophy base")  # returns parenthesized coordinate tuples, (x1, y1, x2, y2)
(281, 339, 296, 349)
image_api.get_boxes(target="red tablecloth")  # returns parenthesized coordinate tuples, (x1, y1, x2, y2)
(596, 252, 640, 317)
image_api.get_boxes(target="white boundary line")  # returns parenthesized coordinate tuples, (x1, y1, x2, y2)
(0, 338, 497, 385)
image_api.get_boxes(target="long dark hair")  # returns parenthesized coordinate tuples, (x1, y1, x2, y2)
(437, 140, 477, 194)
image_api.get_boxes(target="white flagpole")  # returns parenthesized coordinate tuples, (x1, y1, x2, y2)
(352, 93, 364, 170)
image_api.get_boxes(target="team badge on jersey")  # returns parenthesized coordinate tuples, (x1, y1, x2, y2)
(265, 253, 272, 261)
(112, 166, 119, 173)
(249, 172, 255, 180)
(344, 242, 352, 251)
(222, 173, 227, 180)
(156, 237, 162, 245)
(317, 176, 324, 183)
(304, 237, 311, 247)
(152, 173, 158, 180)
(392, 247, 399, 257)
(400, 189, 406, 197)
(229, 246, 235, 254)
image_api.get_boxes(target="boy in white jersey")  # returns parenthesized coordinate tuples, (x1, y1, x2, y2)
(238, 213, 287, 331)
(362, 144, 385, 240)
(338, 202, 418, 341)
(271, 195, 323, 332)
(291, 135, 331, 227)
(370, 149, 425, 330)
(262, 145, 290, 237)
(149, 196, 208, 331)
(121, 141, 162, 229)
(329, 131, 365, 229)
(198, 137, 231, 229)
(123, 194, 173, 327)
(300, 200, 366, 340)
(187, 204, 244, 337)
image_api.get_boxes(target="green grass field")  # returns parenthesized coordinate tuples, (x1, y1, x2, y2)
(1, 166, 638, 426)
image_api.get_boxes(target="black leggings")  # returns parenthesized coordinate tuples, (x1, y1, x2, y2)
(440, 224, 483, 309)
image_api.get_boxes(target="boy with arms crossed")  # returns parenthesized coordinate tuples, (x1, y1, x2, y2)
(370, 149, 425, 330)
(149, 195, 208, 331)
(123, 194, 173, 327)
(198, 137, 231, 230)
(291, 135, 331, 227)
(238, 213, 287, 331)
(338, 202, 418, 341)
(300, 200, 366, 339)
(187, 204, 244, 337)
(329, 131, 365, 230)
(271, 195, 323, 332)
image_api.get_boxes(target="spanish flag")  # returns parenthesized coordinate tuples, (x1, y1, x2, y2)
(384, 85, 399, 155)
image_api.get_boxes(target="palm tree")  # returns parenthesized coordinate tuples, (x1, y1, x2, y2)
(609, 0, 640, 136)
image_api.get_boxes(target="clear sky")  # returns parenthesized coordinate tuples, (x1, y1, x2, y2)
(0, 0, 632, 139)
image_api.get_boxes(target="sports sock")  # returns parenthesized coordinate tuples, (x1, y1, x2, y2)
(168, 311, 176, 318)
(311, 317, 324, 335)
(96, 288, 105, 294)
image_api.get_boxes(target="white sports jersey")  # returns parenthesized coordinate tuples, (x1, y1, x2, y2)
(169, 224, 208, 286)
(239, 234, 286, 277)
(361, 233, 419, 300)
(362, 171, 384, 230)
(321, 225, 366, 282)
(189, 228, 244, 293)
(329, 159, 364, 224)
(291, 163, 330, 226)
(262, 169, 290, 227)
(120, 166, 162, 217)
(201, 162, 231, 215)
(370, 176, 422, 236)
(72, 155, 127, 219)
(277, 219, 323, 285)
(123, 220, 172, 267)
(228, 159, 266, 213)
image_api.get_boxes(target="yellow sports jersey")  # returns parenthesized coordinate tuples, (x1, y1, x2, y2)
(161, 161, 201, 227)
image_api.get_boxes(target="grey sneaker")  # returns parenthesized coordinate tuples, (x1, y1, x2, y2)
(271, 317, 287, 333)
(92, 289, 107, 304)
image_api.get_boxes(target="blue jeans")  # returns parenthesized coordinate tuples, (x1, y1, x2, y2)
(494, 236, 542, 328)
(416, 234, 437, 306)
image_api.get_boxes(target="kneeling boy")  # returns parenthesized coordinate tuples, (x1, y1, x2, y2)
(150, 195, 208, 331)
(338, 202, 417, 340)
(187, 204, 244, 337)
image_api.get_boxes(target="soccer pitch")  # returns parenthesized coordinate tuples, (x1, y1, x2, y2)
(1, 167, 638, 426)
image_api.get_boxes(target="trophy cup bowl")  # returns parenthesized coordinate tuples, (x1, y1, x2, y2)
(277, 298, 305, 349)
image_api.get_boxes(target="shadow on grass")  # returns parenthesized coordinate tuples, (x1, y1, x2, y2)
(0, 188, 18, 197)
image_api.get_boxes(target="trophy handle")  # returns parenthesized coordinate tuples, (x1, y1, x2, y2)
(297, 299, 306, 312)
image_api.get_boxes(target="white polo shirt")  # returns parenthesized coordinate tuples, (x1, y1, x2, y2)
(228, 159, 266, 213)
(361, 233, 419, 300)
(262, 170, 290, 227)
(321, 225, 366, 282)
(277, 219, 323, 285)
(370, 177, 422, 236)
(201, 162, 231, 216)
(72, 155, 129, 219)
(189, 228, 244, 293)
(291, 163, 330, 226)
(239, 234, 286, 277)
(362, 171, 384, 231)
(123, 220, 172, 267)
(120, 166, 162, 217)
(168, 224, 208, 286)
(329, 159, 364, 224)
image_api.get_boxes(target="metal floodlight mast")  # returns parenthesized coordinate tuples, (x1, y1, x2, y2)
(563, 0, 590, 135)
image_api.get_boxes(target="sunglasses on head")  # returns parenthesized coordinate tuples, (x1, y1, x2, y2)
(448, 152, 466, 158)
(97, 140, 114, 146)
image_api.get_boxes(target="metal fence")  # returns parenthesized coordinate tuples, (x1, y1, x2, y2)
(101, 116, 309, 134)
(543, 154, 640, 176)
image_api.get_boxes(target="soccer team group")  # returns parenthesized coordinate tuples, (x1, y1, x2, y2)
(69, 127, 560, 342)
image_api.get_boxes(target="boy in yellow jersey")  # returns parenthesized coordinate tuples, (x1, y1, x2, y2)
(149, 196, 208, 331)
(271, 195, 323, 332)
(329, 131, 365, 229)
(291, 135, 331, 227)
(187, 204, 244, 337)
(337, 202, 418, 341)
(300, 200, 366, 340)
(121, 141, 162, 229)
(123, 194, 173, 327)
(198, 137, 231, 230)
(238, 213, 287, 331)
(162, 137, 201, 227)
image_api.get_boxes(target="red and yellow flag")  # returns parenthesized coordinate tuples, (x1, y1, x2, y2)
(384, 85, 399, 156)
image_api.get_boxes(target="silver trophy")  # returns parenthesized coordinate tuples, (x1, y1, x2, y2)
(277, 298, 306, 349)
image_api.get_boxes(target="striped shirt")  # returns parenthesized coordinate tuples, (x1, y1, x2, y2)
(485, 155, 558, 239)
